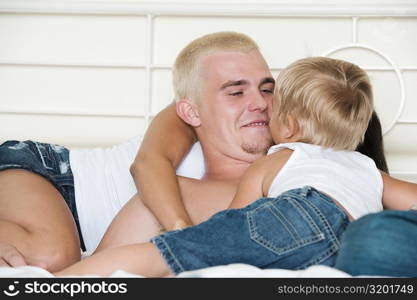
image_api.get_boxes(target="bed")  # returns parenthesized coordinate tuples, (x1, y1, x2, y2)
(0, 263, 350, 278)
(0, 0, 416, 278)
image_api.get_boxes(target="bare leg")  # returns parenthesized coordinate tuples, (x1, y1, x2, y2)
(0, 170, 81, 271)
(56, 243, 170, 277)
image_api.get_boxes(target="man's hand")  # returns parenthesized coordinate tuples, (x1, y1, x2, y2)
(0, 242, 47, 269)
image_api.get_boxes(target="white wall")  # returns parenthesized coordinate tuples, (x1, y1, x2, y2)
(0, 0, 416, 180)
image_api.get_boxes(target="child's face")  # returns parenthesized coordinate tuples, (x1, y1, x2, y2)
(268, 114, 288, 145)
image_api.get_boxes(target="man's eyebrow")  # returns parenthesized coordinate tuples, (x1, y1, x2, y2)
(220, 80, 249, 90)
(259, 77, 275, 87)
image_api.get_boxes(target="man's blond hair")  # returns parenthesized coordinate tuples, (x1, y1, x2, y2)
(172, 31, 259, 102)
(273, 57, 373, 150)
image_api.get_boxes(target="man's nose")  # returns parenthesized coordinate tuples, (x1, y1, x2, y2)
(248, 91, 269, 112)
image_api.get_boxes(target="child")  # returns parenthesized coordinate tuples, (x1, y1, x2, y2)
(56, 57, 416, 277)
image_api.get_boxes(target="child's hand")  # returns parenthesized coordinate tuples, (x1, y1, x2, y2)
(173, 219, 191, 230)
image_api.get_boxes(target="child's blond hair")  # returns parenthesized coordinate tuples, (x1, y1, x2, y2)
(273, 57, 373, 150)
(173, 31, 259, 102)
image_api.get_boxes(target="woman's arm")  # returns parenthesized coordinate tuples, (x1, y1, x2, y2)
(130, 103, 197, 231)
(381, 171, 417, 210)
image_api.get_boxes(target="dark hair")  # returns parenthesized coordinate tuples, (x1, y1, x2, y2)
(356, 111, 389, 173)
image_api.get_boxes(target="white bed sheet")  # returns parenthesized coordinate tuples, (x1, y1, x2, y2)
(0, 263, 350, 278)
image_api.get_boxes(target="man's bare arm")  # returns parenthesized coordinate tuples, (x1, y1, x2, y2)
(130, 103, 197, 231)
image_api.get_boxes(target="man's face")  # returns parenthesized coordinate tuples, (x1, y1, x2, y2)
(195, 50, 274, 162)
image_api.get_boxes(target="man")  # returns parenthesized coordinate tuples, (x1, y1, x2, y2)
(94, 31, 275, 251)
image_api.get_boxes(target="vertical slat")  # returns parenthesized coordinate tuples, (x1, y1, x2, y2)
(144, 14, 155, 127)
(352, 16, 358, 43)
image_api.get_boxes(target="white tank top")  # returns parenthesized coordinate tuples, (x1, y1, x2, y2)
(69, 136, 205, 252)
(267, 142, 383, 220)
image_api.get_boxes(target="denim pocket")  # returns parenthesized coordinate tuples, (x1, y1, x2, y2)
(247, 196, 325, 255)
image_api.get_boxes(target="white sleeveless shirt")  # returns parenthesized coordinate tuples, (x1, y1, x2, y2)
(69, 136, 205, 252)
(267, 142, 383, 220)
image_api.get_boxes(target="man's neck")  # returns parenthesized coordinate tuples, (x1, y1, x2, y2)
(200, 146, 260, 182)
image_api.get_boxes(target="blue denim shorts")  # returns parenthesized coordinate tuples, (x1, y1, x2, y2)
(151, 186, 349, 275)
(0, 140, 86, 251)
(335, 210, 417, 277)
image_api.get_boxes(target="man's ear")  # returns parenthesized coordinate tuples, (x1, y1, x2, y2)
(284, 115, 299, 139)
(176, 99, 201, 127)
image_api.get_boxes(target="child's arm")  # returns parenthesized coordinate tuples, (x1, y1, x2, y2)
(130, 103, 197, 231)
(381, 171, 417, 210)
(55, 242, 170, 277)
(227, 161, 266, 209)
(228, 150, 293, 209)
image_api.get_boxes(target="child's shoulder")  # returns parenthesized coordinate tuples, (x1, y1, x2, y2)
(266, 146, 294, 160)
(251, 147, 294, 170)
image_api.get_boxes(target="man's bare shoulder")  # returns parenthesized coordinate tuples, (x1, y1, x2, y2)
(176, 176, 237, 224)
(177, 176, 237, 194)
(177, 176, 203, 189)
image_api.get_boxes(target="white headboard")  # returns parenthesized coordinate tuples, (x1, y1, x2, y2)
(0, 0, 416, 181)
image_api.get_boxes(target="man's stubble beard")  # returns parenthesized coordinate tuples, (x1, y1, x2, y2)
(241, 137, 273, 155)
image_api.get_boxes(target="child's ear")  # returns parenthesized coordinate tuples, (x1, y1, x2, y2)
(176, 99, 201, 127)
(284, 115, 299, 139)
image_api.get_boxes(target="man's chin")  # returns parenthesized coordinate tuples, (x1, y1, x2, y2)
(240, 129, 272, 153)
(241, 139, 272, 156)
